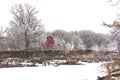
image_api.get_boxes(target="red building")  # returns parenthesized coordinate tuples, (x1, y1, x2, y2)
(45, 36, 55, 48)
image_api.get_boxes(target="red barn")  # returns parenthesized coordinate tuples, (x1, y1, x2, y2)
(45, 36, 55, 48)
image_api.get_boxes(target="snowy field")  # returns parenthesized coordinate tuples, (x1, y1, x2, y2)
(0, 62, 105, 80)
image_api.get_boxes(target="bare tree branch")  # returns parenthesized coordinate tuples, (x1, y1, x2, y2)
(9, 4, 44, 53)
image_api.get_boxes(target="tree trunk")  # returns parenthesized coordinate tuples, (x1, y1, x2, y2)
(25, 30, 29, 57)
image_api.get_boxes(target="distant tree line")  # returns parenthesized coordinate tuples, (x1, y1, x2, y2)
(0, 3, 119, 54)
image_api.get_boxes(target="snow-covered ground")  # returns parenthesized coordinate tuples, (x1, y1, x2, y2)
(0, 62, 105, 80)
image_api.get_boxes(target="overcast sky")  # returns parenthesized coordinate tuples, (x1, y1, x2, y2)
(0, 0, 118, 33)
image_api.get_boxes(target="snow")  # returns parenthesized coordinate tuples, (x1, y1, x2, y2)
(0, 62, 105, 80)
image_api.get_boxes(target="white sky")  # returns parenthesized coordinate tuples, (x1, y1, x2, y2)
(0, 0, 118, 33)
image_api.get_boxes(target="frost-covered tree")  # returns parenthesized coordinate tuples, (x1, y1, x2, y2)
(103, 0, 120, 52)
(94, 33, 109, 51)
(53, 30, 73, 52)
(106, 0, 120, 6)
(72, 35, 84, 50)
(103, 15, 120, 52)
(69, 31, 84, 50)
(0, 27, 8, 51)
(78, 30, 96, 50)
(9, 4, 44, 53)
